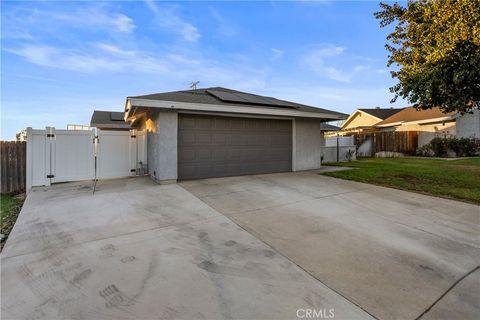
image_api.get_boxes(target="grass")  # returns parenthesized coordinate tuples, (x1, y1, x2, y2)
(1, 193, 25, 251)
(322, 157, 480, 204)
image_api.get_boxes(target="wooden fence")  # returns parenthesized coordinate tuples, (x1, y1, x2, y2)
(1, 141, 26, 194)
(354, 131, 419, 156)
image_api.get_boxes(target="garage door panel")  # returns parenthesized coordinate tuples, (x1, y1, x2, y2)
(179, 132, 195, 144)
(178, 149, 195, 162)
(197, 149, 212, 161)
(212, 149, 228, 161)
(212, 133, 227, 145)
(214, 118, 228, 129)
(178, 114, 292, 180)
(179, 116, 196, 128)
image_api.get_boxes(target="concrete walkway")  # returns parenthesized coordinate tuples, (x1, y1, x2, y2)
(181, 172, 480, 320)
(1, 177, 372, 320)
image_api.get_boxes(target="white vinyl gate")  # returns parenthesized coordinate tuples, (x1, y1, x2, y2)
(96, 129, 146, 179)
(26, 127, 146, 191)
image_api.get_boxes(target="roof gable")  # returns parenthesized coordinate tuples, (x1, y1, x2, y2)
(341, 108, 401, 130)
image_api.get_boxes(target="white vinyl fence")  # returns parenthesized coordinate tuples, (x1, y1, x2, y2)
(321, 146, 356, 163)
(325, 136, 354, 147)
(26, 127, 146, 192)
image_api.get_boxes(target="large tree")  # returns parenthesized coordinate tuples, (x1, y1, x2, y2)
(375, 0, 480, 113)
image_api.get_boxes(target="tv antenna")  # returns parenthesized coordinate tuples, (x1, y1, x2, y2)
(190, 81, 200, 89)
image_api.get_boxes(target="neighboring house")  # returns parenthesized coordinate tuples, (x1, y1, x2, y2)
(320, 122, 340, 146)
(456, 108, 480, 138)
(124, 87, 347, 182)
(375, 107, 456, 147)
(320, 123, 340, 132)
(340, 108, 403, 135)
(90, 110, 132, 130)
(67, 124, 91, 130)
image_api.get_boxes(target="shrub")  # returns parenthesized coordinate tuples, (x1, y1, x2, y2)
(419, 137, 480, 157)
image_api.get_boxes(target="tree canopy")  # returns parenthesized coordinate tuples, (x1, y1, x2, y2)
(375, 0, 480, 113)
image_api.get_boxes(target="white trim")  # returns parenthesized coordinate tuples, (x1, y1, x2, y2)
(127, 98, 345, 120)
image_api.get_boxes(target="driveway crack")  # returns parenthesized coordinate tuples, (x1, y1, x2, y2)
(415, 265, 480, 320)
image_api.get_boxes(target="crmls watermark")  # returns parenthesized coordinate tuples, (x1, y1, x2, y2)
(296, 308, 335, 319)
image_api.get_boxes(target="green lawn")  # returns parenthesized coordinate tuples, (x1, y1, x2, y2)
(1, 194, 25, 251)
(322, 157, 480, 204)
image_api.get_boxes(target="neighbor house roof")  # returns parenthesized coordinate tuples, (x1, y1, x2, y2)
(90, 111, 132, 129)
(358, 108, 404, 120)
(126, 87, 348, 120)
(320, 123, 340, 131)
(375, 107, 456, 127)
(340, 107, 404, 130)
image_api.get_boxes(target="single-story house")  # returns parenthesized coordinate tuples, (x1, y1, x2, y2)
(375, 107, 456, 147)
(90, 110, 133, 130)
(339, 107, 403, 135)
(124, 87, 347, 183)
(320, 123, 340, 146)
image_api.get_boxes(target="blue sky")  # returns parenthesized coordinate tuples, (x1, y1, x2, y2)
(1, 0, 405, 139)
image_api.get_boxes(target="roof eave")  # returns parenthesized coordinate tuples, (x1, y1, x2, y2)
(127, 97, 347, 120)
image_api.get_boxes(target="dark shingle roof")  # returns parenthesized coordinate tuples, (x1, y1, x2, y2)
(130, 87, 347, 118)
(90, 111, 132, 129)
(358, 108, 403, 120)
(320, 123, 340, 131)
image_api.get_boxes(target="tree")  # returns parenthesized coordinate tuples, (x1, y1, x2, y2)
(375, 0, 480, 113)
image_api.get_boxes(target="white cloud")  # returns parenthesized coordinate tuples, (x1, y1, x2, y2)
(2, 4, 136, 37)
(93, 43, 136, 57)
(110, 14, 136, 33)
(210, 7, 238, 37)
(376, 68, 390, 74)
(353, 65, 369, 72)
(303, 45, 370, 83)
(145, 0, 200, 42)
(271, 48, 284, 60)
(304, 45, 350, 82)
(5, 44, 168, 73)
(3, 42, 268, 90)
(323, 66, 351, 83)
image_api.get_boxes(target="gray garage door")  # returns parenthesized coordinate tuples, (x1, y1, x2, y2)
(178, 114, 292, 180)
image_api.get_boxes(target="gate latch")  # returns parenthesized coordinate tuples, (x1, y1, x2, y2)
(47, 174, 55, 178)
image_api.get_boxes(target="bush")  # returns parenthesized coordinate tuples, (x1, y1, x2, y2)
(418, 137, 480, 157)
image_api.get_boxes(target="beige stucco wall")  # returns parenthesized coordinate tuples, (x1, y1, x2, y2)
(342, 112, 380, 131)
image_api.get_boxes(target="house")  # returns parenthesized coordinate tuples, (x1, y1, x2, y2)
(90, 110, 132, 130)
(320, 122, 340, 146)
(456, 108, 480, 139)
(339, 108, 403, 135)
(124, 87, 347, 182)
(375, 107, 456, 146)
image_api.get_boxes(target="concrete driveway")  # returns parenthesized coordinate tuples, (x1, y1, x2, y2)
(180, 171, 480, 320)
(1, 172, 479, 320)
(1, 176, 371, 320)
